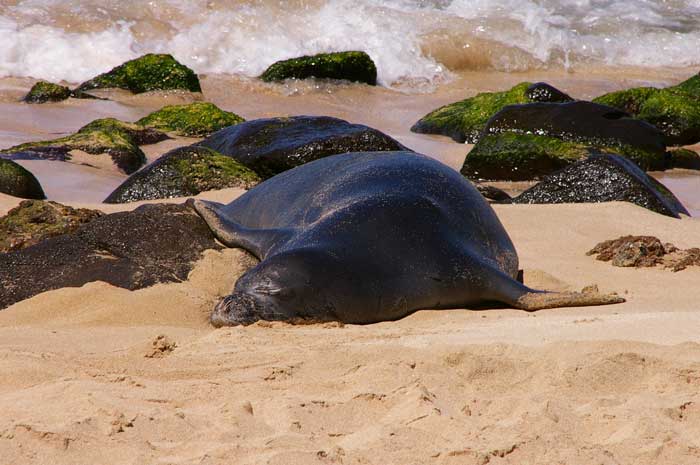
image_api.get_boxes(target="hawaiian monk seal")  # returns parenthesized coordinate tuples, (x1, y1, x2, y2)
(191, 151, 623, 326)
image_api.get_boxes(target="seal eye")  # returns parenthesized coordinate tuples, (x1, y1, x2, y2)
(253, 284, 296, 301)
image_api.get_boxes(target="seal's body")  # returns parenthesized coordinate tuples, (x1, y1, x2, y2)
(193, 151, 622, 326)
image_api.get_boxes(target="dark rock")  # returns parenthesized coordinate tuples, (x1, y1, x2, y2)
(0, 203, 222, 310)
(482, 101, 667, 171)
(0, 118, 169, 174)
(137, 102, 245, 137)
(668, 148, 700, 170)
(593, 73, 700, 146)
(0, 200, 103, 253)
(473, 183, 512, 202)
(75, 54, 201, 94)
(0, 160, 45, 199)
(524, 82, 574, 103)
(104, 146, 261, 203)
(260, 51, 377, 85)
(511, 153, 690, 218)
(197, 116, 406, 179)
(411, 82, 572, 143)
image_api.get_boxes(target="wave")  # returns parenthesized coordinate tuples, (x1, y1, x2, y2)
(1, 0, 699, 88)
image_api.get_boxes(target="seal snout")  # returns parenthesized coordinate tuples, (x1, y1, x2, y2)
(211, 292, 265, 327)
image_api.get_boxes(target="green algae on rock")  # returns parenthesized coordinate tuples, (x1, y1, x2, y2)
(260, 51, 377, 86)
(137, 102, 245, 137)
(104, 146, 261, 203)
(593, 73, 700, 146)
(0, 200, 103, 253)
(462, 131, 665, 181)
(1, 118, 169, 174)
(0, 159, 46, 199)
(475, 100, 668, 176)
(411, 82, 573, 143)
(75, 53, 201, 94)
(668, 148, 700, 170)
(461, 133, 592, 181)
(22, 81, 71, 103)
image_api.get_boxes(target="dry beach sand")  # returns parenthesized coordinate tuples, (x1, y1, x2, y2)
(1, 69, 700, 464)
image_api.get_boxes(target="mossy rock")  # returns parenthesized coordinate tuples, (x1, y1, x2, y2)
(0, 160, 46, 199)
(197, 116, 406, 179)
(1, 118, 169, 174)
(668, 148, 700, 170)
(411, 82, 573, 143)
(0, 203, 223, 310)
(75, 54, 201, 94)
(23, 81, 71, 103)
(461, 133, 592, 181)
(104, 146, 261, 203)
(260, 51, 377, 86)
(0, 200, 103, 253)
(461, 133, 663, 181)
(481, 101, 667, 172)
(137, 102, 245, 137)
(593, 74, 700, 146)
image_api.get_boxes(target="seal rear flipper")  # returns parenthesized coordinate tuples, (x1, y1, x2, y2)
(476, 265, 625, 311)
(513, 287, 626, 311)
(190, 199, 293, 259)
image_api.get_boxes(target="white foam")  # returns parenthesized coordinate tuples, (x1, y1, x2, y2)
(1, 0, 699, 88)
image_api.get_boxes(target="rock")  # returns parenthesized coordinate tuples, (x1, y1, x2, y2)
(668, 148, 700, 170)
(481, 101, 667, 171)
(75, 54, 201, 94)
(593, 73, 700, 146)
(197, 116, 406, 179)
(0, 160, 45, 199)
(524, 82, 574, 103)
(587, 235, 667, 267)
(473, 183, 512, 202)
(411, 82, 573, 143)
(511, 153, 690, 218)
(588, 235, 700, 271)
(22, 81, 71, 103)
(22, 81, 102, 103)
(104, 146, 260, 203)
(260, 51, 377, 85)
(137, 102, 245, 137)
(462, 133, 592, 181)
(1, 118, 169, 174)
(0, 203, 222, 310)
(0, 200, 103, 253)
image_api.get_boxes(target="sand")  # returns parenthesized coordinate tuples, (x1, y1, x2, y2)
(1, 70, 700, 464)
(1, 198, 699, 465)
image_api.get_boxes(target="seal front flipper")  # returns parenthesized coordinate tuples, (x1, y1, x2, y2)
(190, 199, 293, 259)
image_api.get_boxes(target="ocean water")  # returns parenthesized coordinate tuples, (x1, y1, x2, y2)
(1, 0, 699, 88)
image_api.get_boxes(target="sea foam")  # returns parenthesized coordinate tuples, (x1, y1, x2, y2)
(1, 0, 699, 88)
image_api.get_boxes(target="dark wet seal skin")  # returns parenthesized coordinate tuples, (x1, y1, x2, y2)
(191, 150, 624, 327)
